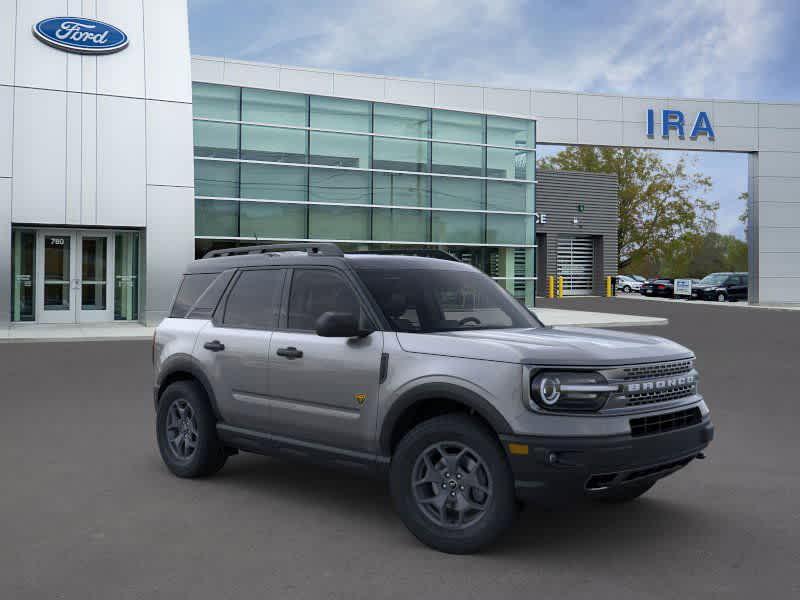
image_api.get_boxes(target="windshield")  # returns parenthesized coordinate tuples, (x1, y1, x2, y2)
(700, 273, 729, 285)
(356, 267, 541, 333)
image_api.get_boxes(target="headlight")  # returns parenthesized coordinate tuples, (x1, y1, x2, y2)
(530, 371, 618, 412)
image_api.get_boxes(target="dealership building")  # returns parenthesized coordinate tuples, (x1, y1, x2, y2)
(2, 1, 800, 326)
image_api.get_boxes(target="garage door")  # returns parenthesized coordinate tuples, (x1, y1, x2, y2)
(557, 236, 594, 296)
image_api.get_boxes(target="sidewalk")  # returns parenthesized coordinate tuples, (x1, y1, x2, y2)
(1, 307, 665, 343)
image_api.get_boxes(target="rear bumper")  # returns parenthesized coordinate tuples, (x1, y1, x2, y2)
(500, 416, 713, 502)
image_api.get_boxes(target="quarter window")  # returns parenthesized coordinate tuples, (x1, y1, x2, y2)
(222, 269, 284, 329)
(171, 273, 217, 318)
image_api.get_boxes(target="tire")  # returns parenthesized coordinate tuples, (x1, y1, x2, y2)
(156, 380, 227, 478)
(623, 285, 632, 293)
(717, 292, 727, 302)
(592, 480, 655, 503)
(390, 414, 517, 554)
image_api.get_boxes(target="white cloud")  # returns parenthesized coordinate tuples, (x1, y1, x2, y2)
(229, 0, 781, 99)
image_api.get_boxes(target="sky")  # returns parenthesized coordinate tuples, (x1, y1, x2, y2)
(188, 0, 800, 240)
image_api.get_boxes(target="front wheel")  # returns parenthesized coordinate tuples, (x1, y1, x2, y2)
(717, 292, 727, 302)
(623, 285, 632, 293)
(390, 414, 517, 554)
(156, 380, 227, 478)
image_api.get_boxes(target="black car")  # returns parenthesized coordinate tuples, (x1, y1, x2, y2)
(691, 272, 748, 302)
(640, 279, 674, 298)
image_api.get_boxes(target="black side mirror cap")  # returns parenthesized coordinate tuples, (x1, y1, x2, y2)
(315, 311, 372, 338)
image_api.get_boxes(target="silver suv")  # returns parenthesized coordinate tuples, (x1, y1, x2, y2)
(153, 243, 713, 554)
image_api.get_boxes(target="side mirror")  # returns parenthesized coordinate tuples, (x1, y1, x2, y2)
(315, 311, 372, 338)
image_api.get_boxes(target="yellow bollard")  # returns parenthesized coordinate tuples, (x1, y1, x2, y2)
(548, 275, 554, 299)
(557, 276, 564, 298)
(606, 275, 613, 297)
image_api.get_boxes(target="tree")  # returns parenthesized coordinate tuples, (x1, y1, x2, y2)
(538, 147, 718, 271)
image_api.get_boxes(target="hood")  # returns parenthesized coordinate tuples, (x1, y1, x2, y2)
(396, 326, 693, 367)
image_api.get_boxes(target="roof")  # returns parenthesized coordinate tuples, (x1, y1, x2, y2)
(185, 247, 474, 274)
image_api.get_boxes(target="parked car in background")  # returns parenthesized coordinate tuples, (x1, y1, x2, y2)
(616, 275, 643, 293)
(630, 275, 647, 283)
(640, 279, 675, 298)
(691, 272, 749, 302)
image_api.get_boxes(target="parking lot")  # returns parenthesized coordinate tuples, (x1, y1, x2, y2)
(1, 298, 799, 599)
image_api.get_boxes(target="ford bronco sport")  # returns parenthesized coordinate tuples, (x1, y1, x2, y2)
(153, 243, 713, 554)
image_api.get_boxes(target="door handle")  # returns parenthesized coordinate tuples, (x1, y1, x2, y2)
(276, 346, 303, 359)
(203, 340, 225, 352)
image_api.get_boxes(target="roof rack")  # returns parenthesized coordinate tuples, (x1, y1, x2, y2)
(202, 242, 344, 259)
(348, 248, 460, 261)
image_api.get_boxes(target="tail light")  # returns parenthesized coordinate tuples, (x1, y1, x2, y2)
(657, 284, 665, 290)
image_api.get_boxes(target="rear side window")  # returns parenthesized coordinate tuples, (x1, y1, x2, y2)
(171, 273, 217, 318)
(221, 269, 284, 330)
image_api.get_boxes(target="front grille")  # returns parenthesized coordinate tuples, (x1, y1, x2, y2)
(622, 359, 693, 381)
(626, 383, 697, 407)
(629, 407, 702, 437)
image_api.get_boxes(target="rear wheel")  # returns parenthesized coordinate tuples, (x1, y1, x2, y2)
(390, 414, 517, 554)
(623, 285, 632, 293)
(156, 380, 227, 478)
(592, 480, 654, 503)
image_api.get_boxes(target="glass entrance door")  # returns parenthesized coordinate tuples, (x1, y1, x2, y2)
(78, 232, 113, 322)
(37, 232, 76, 323)
(35, 231, 114, 323)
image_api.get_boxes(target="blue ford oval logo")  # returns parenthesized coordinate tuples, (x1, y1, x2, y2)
(33, 17, 128, 54)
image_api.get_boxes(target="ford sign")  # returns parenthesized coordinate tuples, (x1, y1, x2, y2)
(33, 17, 128, 55)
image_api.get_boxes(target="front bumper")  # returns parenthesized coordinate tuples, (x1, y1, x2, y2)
(500, 415, 713, 502)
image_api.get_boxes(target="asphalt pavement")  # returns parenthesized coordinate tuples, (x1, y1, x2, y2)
(1, 297, 799, 599)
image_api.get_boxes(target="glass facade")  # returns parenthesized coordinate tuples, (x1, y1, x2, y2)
(192, 83, 536, 302)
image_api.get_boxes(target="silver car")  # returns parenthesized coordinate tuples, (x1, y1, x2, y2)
(153, 243, 713, 554)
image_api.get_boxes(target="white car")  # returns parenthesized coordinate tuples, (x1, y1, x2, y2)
(616, 275, 643, 293)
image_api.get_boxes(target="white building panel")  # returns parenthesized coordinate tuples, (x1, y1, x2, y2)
(65, 91, 82, 223)
(81, 92, 98, 224)
(333, 72, 384, 101)
(756, 177, 800, 205)
(0, 0, 15, 86)
(536, 117, 577, 145)
(758, 227, 800, 252)
(14, 0, 69, 91)
(621, 120, 664, 149)
(191, 57, 225, 83)
(143, 0, 191, 103)
(146, 100, 194, 187)
(532, 91, 577, 119)
(757, 152, 800, 178)
(11, 87, 67, 224)
(0, 85, 12, 178)
(713, 126, 757, 152)
(578, 119, 623, 146)
(145, 184, 194, 323)
(435, 82, 484, 112)
(758, 277, 800, 304)
(385, 77, 435, 107)
(223, 60, 279, 90)
(759, 252, 800, 277)
(758, 127, 800, 153)
(578, 94, 622, 121)
(96, 0, 145, 98)
(713, 101, 758, 128)
(758, 103, 800, 129)
(621, 96, 655, 123)
(484, 87, 531, 118)
(279, 67, 334, 96)
(96, 94, 146, 226)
